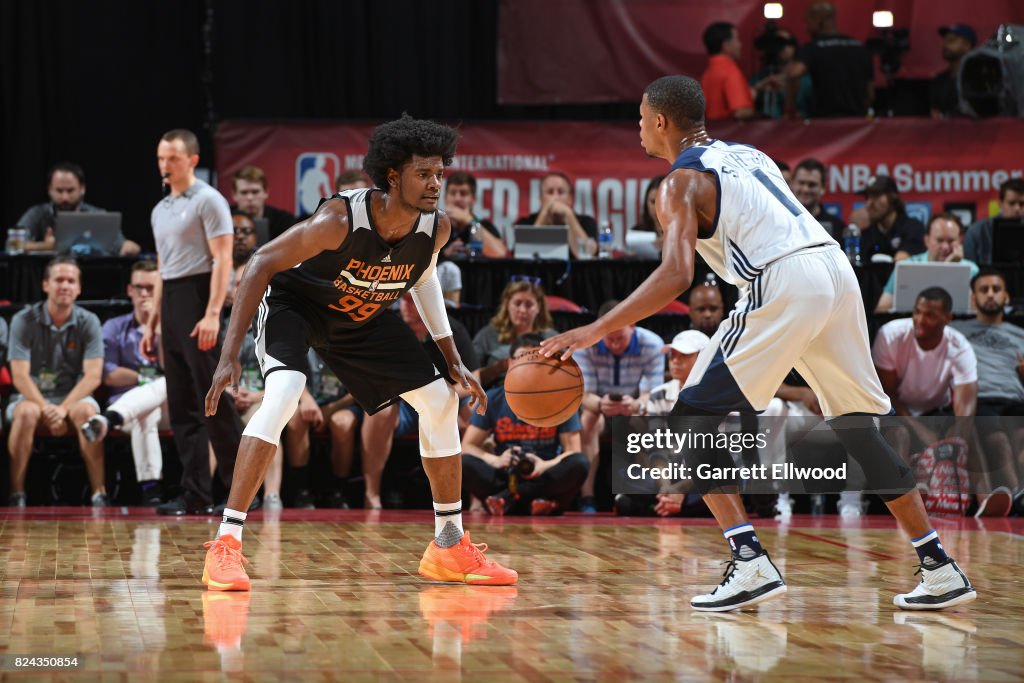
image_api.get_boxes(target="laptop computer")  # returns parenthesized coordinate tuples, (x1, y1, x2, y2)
(512, 225, 569, 260)
(991, 217, 1024, 264)
(892, 261, 973, 314)
(55, 212, 123, 256)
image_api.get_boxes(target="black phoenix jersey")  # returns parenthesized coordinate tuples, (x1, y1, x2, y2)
(269, 189, 438, 328)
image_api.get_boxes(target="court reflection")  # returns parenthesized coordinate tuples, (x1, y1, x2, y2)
(694, 612, 789, 676)
(894, 612, 978, 680)
(418, 585, 518, 674)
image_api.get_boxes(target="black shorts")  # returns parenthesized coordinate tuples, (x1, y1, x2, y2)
(254, 287, 444, 415)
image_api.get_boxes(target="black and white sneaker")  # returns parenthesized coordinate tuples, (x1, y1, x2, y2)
(691, 552, 787, 612)
(894, 558, 976, 610)
(81, 415, 109, 442)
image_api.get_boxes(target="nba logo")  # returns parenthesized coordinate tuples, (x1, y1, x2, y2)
(905, 202, 932, 228)
(295, 153, 340, 216)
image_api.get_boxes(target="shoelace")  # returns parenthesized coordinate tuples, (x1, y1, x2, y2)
(716, 559, 739, 590)
(204, 539, 250, 571)
(462, 540, 492, 566)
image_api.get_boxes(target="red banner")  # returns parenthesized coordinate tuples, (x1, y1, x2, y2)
(215, 118, 1024, 242)
(497, 0, 1024, 104)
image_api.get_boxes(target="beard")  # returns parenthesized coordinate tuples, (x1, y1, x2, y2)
(977, 300, 1004, 315)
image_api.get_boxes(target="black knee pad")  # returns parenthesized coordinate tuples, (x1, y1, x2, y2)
(829, 414, 916, 501)
(668, 402, 739, 495)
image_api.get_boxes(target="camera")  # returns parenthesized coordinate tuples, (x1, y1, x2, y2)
(508, 446, 535, 477)
(608, 393, 623, 402)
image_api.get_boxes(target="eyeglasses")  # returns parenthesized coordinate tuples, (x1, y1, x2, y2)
(129, 284, 155, 294)
(510, 274, 542, 286)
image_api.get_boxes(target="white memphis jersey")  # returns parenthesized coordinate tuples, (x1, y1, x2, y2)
(670, 140, 835, 287)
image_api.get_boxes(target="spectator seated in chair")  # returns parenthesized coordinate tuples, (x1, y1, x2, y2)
(516, 172, 598, 259)
(872, 287, 990, 515)
(875, 213, 978, 314)
(461, 334, 588, 516)
(472, 278, 557, 389)
(952, 269, 1024, 516)
(80, 260, 167, 505)
(6, 257, 107, 507)
(573, 299, 666, 513)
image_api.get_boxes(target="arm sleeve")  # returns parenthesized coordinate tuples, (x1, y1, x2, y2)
(410, 252, 453, 340)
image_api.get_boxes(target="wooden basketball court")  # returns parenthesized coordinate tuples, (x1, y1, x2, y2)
(0, 508, 1020, 681)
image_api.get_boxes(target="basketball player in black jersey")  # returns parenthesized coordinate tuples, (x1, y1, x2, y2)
(200, 115, 517, 590)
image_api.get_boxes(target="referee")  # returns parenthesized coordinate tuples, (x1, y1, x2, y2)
(143, 129, 241, 515)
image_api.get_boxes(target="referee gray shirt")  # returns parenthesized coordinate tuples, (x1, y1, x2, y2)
(151, 179, 233, 280)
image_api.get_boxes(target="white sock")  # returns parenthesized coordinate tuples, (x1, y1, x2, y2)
(433, 501, 464, 548)
(217, 508, 247, 543)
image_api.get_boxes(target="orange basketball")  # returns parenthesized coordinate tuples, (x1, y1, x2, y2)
(503, 347, 584, 428)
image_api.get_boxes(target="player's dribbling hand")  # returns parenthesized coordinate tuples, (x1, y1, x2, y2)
(451, 362, 488, 415)
(540, 323, 603, 361)
(206, 358, 241, 416)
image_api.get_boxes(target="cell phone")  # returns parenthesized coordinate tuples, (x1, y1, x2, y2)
(608, 393, 622, 401)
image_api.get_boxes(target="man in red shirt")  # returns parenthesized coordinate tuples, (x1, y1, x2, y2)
(701, 22, 756, 121)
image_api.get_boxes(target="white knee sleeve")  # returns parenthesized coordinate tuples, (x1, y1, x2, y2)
(400, 377, 460, 458)
(242, 369, 307, 446)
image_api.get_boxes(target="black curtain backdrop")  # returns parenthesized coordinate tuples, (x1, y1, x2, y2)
(1, 0, 636, 252)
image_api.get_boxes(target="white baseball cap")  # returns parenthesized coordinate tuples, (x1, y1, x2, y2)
(665, 330, 710, 355)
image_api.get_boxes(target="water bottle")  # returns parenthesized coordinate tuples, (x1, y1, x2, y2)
(5, 228, 26, 255)
(467, 222, 483, 259)
(597, 222, 614, 260)
(842, 224, 861, 266)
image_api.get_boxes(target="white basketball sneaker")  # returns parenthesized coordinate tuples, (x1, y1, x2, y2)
(893, 558, 976, 610)
(691, 553, 787, 612)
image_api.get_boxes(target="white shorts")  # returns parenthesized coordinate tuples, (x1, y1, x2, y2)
(680, 245, 892, 417)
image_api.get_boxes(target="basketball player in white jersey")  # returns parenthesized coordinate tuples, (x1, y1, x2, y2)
(542, 76, 975, 612)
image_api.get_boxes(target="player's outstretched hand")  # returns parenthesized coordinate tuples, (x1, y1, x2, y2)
(451, 362, 488, 415)
(206, 357, 241, 416)
(540, 323, 603, 361)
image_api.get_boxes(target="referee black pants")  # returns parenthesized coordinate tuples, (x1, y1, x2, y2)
(162, 275, 242, 505)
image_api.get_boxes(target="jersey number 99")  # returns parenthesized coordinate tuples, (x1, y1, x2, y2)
(329, 294, 381, 322)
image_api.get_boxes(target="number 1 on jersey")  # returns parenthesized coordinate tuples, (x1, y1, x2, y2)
(753, 168, 802, 216)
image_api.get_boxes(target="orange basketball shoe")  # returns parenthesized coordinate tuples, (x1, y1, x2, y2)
(419, 532, 518, 585)
(202, 535, 251, 591)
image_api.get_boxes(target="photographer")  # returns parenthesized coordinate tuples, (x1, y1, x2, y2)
(751, 26, 811, 119)
(461, 335, 589, 516)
